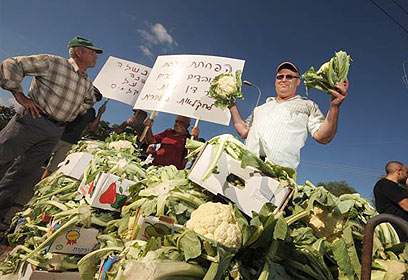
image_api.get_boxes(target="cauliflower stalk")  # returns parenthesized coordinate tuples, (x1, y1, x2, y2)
(186, 202, 242, 249)
(209, 70, 243, 110)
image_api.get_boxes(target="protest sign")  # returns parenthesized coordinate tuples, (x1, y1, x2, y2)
(133, 55, 245, 126)
(93, 56, 151, 106)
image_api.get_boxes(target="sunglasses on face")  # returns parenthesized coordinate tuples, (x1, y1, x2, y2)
(276, 74, 299, 80)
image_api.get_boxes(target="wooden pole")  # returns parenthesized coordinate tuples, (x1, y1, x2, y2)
(191, 117, 200, 140)
(139, 110, 156, 142)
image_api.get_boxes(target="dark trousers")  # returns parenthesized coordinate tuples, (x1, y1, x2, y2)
(0, 111, 64, 219)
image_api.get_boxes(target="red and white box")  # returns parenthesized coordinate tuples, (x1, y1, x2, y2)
(188, 143, 293, 217)
(78, 173, 135, 211)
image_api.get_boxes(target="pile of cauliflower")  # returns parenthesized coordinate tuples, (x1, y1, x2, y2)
(186, 202, 242, 249)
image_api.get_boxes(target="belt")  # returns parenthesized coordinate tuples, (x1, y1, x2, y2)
(42, 114, 66, 127)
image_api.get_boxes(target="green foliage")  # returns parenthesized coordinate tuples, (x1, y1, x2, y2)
(317, 180, 357, 197)
(302, 50, 352, 94)
(82, 120, 113, 140)
(0, 105, 17, 130)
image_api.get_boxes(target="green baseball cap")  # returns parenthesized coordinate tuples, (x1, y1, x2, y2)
(67, 36, 103, 54)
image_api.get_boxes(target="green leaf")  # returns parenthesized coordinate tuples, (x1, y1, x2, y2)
(334, 200, 355, 215)
(273, 216, 288, 240)
(331, 239, 354, 278)
(179, 230, 202, 261)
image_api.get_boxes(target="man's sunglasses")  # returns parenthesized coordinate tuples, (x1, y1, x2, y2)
(276, 74, 300, 80)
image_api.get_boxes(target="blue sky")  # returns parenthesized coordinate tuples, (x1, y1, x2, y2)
(1, 0, 408, 200)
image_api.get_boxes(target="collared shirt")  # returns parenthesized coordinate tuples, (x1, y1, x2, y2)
(245, 95, 324, 169)
(153, 129, 189, 170)
(0, 55, 95, 122)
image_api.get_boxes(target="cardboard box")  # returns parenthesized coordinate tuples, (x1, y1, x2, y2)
(135, 216, 182, 241)
(56, 152, 94, 180)
(18, 263, 80, 280)
(78, 173, 135, 211)
(188, 143, 293, 217)
(47, 226, 99, 255)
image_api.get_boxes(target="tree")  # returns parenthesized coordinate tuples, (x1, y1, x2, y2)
(81, 120, 113, 141)
(0, 105, 17, 130)
(316, 180, 357, 197)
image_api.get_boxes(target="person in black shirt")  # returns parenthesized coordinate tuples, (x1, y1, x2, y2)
(373, 161, 408, 242)
(41, 89, 106, 179)
(114, 109, 147, 137)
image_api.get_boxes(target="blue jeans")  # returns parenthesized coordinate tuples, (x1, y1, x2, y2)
(0, 111, 64, 218)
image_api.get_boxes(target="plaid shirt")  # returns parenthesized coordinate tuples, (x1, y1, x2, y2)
(0, 55, 96, 122)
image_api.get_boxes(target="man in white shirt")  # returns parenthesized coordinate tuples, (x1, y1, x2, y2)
(229, 61, 349, 169)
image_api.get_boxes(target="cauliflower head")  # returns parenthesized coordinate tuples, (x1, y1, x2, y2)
(215, 75, 238, 98)
(186, 202, 242, 249)
(108, 140, 135, 153)
(307, 205, 345, 242)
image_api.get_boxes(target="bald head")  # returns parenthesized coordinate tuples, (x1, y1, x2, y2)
(385, 161, 404, 175)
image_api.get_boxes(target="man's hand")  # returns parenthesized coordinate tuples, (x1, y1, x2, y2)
(328, 79, 349, 107)
(13, 91, 44, 118)
(143, 118, 154, 127)
(228, 102, 237, 109)
(146, 144, 156, 155)
(191, 127, 200, 138)
(126, 116, 134, 125)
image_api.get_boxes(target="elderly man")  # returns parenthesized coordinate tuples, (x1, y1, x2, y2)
(374, 161, 408, 242)
(229, 61, 349, 169)
(143, 115, 199, 170)
(0, 36, 103, 226)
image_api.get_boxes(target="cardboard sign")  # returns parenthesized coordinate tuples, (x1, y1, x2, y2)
(93, 56, 151, 106)
(188, 143, 293, 217)
(18, 263, 80, 280)
(133, 55, 245, 125)
(47, 226, 99, 255)
(56, 152, 94, 180)
(78, 173, 135, 211)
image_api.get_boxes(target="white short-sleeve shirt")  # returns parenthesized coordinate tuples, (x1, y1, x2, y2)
(245, 95, 324, 169)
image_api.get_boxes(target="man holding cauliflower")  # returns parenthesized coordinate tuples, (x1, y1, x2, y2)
(228, 61, 349, 169)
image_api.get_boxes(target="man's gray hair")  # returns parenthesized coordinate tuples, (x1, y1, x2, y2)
(69, 47, 80, 58)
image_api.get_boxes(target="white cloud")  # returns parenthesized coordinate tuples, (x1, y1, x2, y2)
(138, 23, 176, 46)
(7, 98, 21, 108)
(139, 45, 154, 59)
(137, 22, 177, 58)
(0, 95, 21, 109)
(151, 23, 175, 45)
(138, 29, 157, 45)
